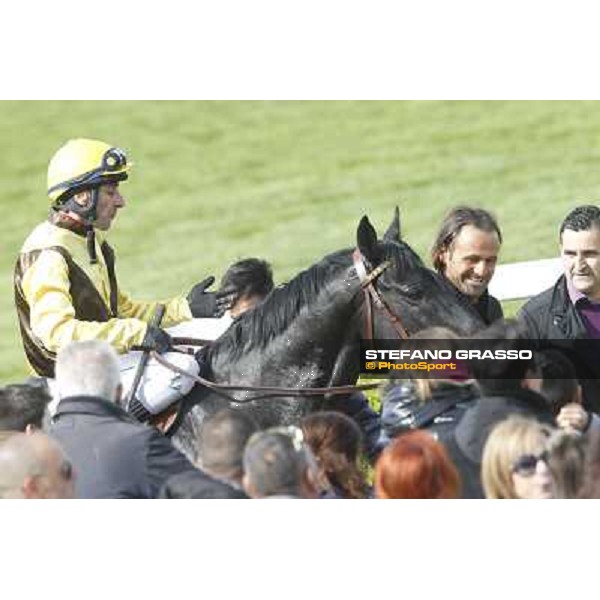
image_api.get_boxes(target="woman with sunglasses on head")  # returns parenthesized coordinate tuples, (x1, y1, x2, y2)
(482, 415, 556, 499)
(15, 138, 229, 381)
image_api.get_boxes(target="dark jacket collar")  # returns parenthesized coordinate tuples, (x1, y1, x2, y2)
(471, 289, 501, 324)
(54, 395, 137, 422)
(550, 276, 587, 337)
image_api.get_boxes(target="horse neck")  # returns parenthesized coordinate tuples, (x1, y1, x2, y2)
(208, 251, 363, 384)
(278, 264, 362, 347)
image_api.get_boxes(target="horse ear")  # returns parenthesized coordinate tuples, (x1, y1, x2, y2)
(357, 216, 380, 262)
(383, 206, 401, 242)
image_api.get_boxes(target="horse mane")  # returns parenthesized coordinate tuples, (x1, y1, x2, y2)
(211, 240, 424, 362)
(212, 249, 353, 361)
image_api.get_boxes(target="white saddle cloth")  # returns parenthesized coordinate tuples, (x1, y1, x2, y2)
(47, 315, 233, 416)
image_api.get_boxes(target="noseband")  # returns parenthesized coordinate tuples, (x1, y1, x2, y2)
(352, 247, 409, 340)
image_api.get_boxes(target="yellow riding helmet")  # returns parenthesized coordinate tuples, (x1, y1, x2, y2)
(47, 138, 132, 204)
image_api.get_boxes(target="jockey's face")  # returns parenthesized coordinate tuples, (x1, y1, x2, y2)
(441, 225, 500, 301)
(561, 227, 600, 301)
(94, 182, 126, 231)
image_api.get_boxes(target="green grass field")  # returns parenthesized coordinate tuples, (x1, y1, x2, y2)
(2, 101, 600, 384)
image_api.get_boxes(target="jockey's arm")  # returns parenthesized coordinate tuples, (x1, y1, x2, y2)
(22, 250, 188, 354)
(116, 285, 192, 327)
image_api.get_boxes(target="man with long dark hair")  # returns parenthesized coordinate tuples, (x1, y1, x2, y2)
(431, 206, 503, 325)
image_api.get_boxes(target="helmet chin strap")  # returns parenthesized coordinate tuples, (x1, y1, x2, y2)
(56, 188, 99, 264)
(86, 188, 99, 264)
(85, 225, 98, 264)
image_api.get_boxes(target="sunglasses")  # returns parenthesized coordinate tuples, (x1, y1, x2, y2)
(511, 451, 549, 476)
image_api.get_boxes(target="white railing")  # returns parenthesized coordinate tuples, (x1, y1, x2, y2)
(488, 257, 562, 302)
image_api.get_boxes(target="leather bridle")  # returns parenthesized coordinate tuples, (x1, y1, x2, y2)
(352, 247, 409, 340)
(136, 248, 412, 417)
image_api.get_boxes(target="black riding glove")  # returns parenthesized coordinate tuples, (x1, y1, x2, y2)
(140, 325, 172, 354)
(188, 276, 235, 318)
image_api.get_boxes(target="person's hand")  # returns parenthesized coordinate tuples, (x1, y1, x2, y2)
(140, 325, 172, 354)
(188, 276, 235, 318)
(556, 402, 591, 433)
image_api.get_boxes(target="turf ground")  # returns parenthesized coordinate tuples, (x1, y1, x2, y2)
(2, 100, 600, 384)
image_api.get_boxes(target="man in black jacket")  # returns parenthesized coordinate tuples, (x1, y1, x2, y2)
(49, 340, 195, 498)
(160, 409, 257, 499)
(431, 206, 503, 325)
(518, 205, 600, 414)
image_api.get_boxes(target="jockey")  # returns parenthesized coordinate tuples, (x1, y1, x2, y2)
(15, 138, 228, 380)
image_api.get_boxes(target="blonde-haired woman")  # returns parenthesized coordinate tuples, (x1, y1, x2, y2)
(482, 415, 556, 499)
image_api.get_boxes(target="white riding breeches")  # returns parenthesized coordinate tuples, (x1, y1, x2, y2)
(46, 315, 233, 415)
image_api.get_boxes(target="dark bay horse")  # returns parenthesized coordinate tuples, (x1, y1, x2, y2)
(171, 210, 483, 459)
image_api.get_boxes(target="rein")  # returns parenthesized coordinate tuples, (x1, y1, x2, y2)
(150, 350, 380, 404)
(142, 248, 410, 411)
(170, 336, 216, 348)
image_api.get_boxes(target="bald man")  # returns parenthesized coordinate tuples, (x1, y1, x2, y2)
(0, 431, 75, 499)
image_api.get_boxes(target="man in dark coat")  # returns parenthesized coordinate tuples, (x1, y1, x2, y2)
(160, 409, 258, 499)
(431, 206, 503, 325)
(518, 205, 600, 414)
(49, 340, 195, 498)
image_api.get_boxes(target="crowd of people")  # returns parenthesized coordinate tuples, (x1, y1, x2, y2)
(3, 137, 600, 499)
(3, 326, 600, 499)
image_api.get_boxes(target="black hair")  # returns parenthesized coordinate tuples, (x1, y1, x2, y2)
(559, 205, 600, 238)
(0, 382, 51, 431)
(219, 258, 274, 301)
(535, 349, 579, 416)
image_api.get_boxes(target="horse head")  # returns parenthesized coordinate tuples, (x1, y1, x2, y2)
(171, 208, 485, 461)
(356, 207, 484, 338)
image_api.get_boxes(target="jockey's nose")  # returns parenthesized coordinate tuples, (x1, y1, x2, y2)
(115, 191, 126, 208)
